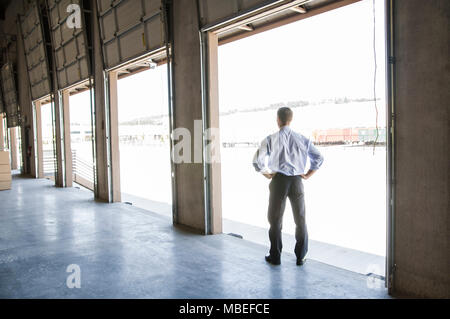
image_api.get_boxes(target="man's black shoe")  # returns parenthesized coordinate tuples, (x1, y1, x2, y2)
(296, 258, 306, 266)
(265, 255, 281, 265)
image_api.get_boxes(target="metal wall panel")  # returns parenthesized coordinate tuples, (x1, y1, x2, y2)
(97, 0, 165, 69)
(20, 1, 52, 101)
(199, 0, 350, 42)
(199, 0, 281, 28)
(47, 0, 90, 89)
(1, 63, 20, 128)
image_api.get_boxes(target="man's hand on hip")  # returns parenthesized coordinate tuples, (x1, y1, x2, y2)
(300, 169, 317, 180)
(263, 173, 276, 179)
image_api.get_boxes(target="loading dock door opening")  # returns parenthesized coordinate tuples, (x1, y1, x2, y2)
(40, 101, 56, 180)
(68, 89, 95, 192)
(217, 0, 386, 277)
(116, 63, 172, 215)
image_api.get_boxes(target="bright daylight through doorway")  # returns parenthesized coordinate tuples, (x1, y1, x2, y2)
(218, 0, 387, 276)
(69, 90, 95, 193)
(117, 65, 172, 215)
(40, 102, 56, 179)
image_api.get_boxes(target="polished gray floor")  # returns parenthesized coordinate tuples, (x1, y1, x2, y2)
(0, 175, 389, 298)
(122, 192, 386, 277)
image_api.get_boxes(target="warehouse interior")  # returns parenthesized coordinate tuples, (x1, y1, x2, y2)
(0, 0, 448, 299)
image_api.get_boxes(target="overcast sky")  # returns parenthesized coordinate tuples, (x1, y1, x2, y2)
(218, 0, 386, 111)
(70, 0, 385, 123)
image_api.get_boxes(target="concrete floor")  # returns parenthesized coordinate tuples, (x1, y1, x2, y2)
(122, 192, 386, 277)
(0, 175, 389, 298)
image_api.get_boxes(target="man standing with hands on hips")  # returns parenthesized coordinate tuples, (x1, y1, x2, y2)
(253, 107, 324, 266)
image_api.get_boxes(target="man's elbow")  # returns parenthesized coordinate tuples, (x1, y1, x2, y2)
(319, 155, 324, 168)
(312, 155, 324, 170)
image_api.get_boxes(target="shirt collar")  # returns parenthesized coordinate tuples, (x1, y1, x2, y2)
(279, 126, 291, 132)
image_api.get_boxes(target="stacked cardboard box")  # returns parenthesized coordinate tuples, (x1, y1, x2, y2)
(0, 151, 12, 191)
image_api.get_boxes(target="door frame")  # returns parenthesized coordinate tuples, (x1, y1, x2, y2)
(104, 51, 175, 208)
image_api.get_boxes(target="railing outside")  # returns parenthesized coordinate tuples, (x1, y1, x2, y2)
(43, 149, 56, 177)
(72, 150, 94, 191)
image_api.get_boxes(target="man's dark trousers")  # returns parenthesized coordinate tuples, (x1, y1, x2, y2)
(268, 173, 308, 262)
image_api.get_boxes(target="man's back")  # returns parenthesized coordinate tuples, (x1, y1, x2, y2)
(253, 126, 324, 176)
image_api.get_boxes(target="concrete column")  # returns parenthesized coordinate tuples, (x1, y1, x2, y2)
(9, 127, 18, 170)
(172, 0, 206, 232)
(392, 0, 450, 298)
(108, 71, 121, 202)
(206, 32, 223, 234)
(62, 91, 73, 187)
(92, 2, 111, 202)
(35, 101, 44, 179)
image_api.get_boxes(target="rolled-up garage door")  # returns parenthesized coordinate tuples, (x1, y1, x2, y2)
(96, 0, 165, 70)
(1, 63, 20, 128)
(47, 0, 91, 90)
(19, 1, 52, 101)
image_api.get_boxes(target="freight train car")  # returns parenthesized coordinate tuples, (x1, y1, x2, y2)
(312, 128, 360, 145)
(358, 128, 386, 144)
(312, 127, 386, 145)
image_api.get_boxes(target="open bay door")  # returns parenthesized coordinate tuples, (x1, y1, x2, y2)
(19, 0, 54, 178)
(95, 0, 169, 203)
(197, 0, 393, 289)
(46, 0, 95, 189)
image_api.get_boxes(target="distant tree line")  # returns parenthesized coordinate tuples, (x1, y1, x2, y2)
(120, 117, 166, 126)
(220, 96, 379, 116)
(120, 97, 380, 125)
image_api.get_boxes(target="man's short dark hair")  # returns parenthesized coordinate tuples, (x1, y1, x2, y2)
(277, 107, 293, 125)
